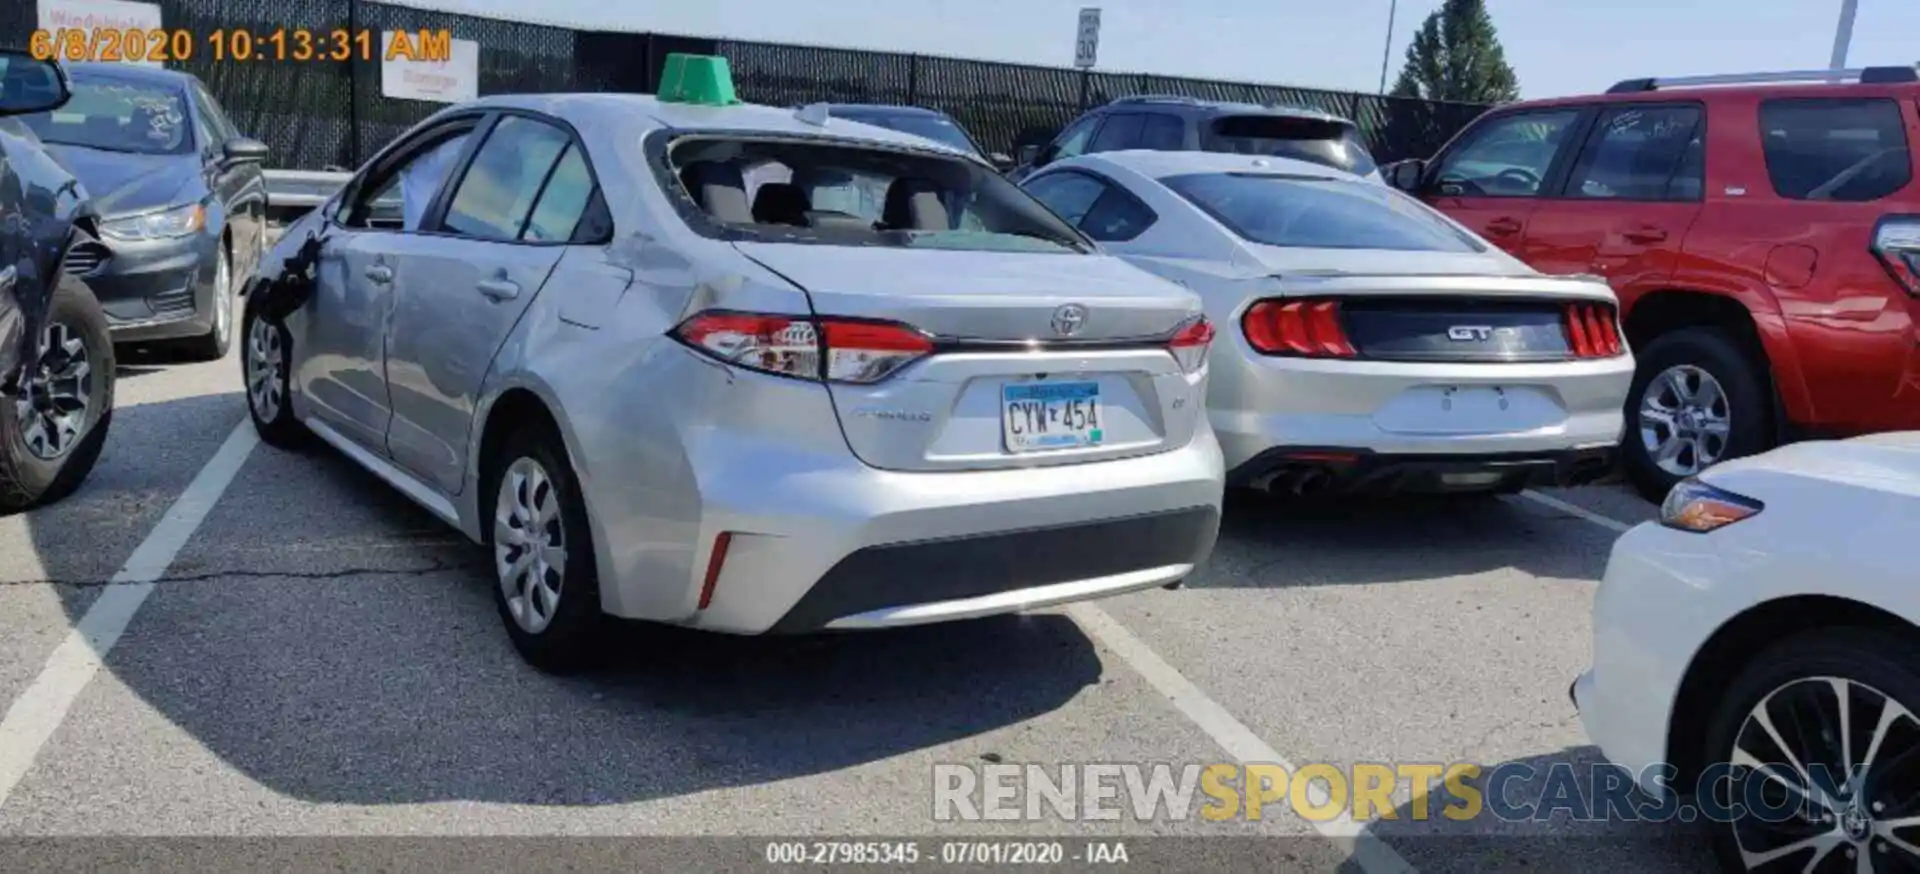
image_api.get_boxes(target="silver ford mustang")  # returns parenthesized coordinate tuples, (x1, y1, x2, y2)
(245, 90, 1225, 671)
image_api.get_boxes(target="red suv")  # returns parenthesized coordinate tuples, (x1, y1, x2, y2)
(1385, 66, 1920, 501)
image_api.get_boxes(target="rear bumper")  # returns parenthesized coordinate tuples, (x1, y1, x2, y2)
(1226, 445, 1618, 495)
(768, 507, 1216, 633)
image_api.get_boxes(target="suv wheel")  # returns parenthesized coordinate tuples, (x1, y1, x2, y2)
(1624, 327, 1771, 503)
(0, 275, 115, 514)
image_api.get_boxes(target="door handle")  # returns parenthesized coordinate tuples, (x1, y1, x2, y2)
(1485, 217, 1524, 236)
(1623, 226, 1669, 244)
(364, 263, 394, 284)
(477, 277, 521, 301)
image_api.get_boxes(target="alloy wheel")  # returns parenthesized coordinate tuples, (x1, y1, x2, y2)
(1639, 364, 1732, 477)
(493, 456, 568, 635)
(13, 321, 93, 461)
(245, 316, 284, 422)
(1728, 676, 1920, 871)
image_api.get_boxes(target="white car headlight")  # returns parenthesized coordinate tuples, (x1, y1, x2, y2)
(101, 202, 206, 241)
(1659, 477, 1765, 533)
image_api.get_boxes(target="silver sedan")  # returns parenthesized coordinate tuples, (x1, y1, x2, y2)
(243, 93, 1226, 671)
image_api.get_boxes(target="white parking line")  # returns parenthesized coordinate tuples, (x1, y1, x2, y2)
(1516, 489, 1635, 534)
(0, 420, 258, 809)
(1066, 602, 1417, 874)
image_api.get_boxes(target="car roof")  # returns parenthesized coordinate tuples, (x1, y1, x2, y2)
(1101, 96, 1353, 125)
(1506, 78, 1920, 111)
(821, 103, 951, 118)
(1069, 149, 1358, 183)
(65, 62, 197, 88)
(454, 93, 972, 155)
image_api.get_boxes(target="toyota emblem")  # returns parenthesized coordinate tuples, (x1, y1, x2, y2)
(1051, 304, 1089, 337)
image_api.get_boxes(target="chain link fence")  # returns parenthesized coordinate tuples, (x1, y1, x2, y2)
(7, 0, 1490, 171)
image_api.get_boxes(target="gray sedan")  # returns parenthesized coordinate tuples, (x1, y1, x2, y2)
(22, 63, 270, 360)
(246, 89, 1225, 672)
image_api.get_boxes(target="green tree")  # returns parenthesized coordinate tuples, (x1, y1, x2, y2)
(1389, 0, 1521, 104)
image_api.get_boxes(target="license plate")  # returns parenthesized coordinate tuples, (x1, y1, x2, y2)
(1002, 381, 1103, 453)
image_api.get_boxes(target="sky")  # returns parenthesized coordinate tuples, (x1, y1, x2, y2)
(385, 0, 1920, 101)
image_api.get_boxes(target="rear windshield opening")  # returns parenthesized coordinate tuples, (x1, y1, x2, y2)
(1163, 171, 1483, 253)
(664, 136, 1086, 253)
(1205, 115, 1377, 176)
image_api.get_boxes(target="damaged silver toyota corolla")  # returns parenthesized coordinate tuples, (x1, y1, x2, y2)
(245, 56, 1227, 673)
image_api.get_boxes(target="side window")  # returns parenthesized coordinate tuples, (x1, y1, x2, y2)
(1564, 104, 1704, 200)
(1023, 171, 1107, 224)
(1049, 115, 1102, 162)
(1089, 113, 1145, 153)
(192, 82, 240, 143)
(521, 144, 596, 242)
(1759, 98, 1912, 202)
(440, 116, 573, 241)
(1138, 114, 1185, 150)
(1080, 188, 1156, 242)
(1432, 109, 1583, 197)
(342, 126, 475, 231)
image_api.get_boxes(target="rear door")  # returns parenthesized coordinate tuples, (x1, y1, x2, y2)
(380, 113, 584, 495)
(1417, 107, 1587, 257)
(1521, 102, 1706, 304)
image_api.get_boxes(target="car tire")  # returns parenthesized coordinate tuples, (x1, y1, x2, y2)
(183, 243, 235, 362)
(1623, 327, 1772, 504)
(485, 420, 607, 674)
(1701, 628, 1920, 872)
(240, 289, 309, 449)
(0, 275, 115, 514)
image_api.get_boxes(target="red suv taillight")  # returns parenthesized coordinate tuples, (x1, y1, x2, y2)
(1562, 302, 1623, 359)
(671, 311, 934, 383)
(1872, 216, 1920, 297)
(1241, 298, 1356, 358)
(1167, 315, 1215, 374)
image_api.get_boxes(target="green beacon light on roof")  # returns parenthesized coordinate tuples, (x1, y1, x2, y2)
(658, 53, 741, 106)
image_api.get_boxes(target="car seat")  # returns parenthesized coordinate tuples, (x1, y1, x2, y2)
(751, 182, 811, 226)
(881, 177, 949, 230)
(678, 161, 752, 223)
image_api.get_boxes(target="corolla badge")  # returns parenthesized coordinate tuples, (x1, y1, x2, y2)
(1051, 304, 1089, 337)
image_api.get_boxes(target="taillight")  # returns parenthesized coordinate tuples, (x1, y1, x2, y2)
(1562, 302, 1623, 359)
(671, 311, 933, 383)
(1167, 315, 1215, 374)
(1241, 298, 1356, 358)
(1871, 216, 1920, 297)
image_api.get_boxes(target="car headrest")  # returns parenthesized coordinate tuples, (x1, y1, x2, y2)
(678, 161, 751, 224)
(751, 182, 811, 226)
(882, 177, 948, 231)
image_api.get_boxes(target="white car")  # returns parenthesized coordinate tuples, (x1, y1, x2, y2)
(1021, 150, 1633, 496)
(1575, 432, 1920, 870)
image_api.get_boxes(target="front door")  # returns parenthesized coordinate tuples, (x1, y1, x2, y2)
(1520, 103, 1705, 301)
(1420, 107, 1587, 258)
(295, 117, 482, 452)
(381, 114, 589, 495)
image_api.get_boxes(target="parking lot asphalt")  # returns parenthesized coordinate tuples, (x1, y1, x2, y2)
(0, 346, 1710, 872)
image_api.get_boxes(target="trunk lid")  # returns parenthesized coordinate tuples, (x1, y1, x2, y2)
(733, 242, 1207, 472)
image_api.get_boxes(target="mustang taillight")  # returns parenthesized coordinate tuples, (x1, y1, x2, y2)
(1241, 298, 1356, 358)
(1167, 315, 1215, 374)
(671, 311, 933, 383)
(1562, 302, 1623, 359)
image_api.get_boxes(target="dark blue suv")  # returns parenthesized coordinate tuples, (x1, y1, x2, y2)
(1007, 95, 1381, 182)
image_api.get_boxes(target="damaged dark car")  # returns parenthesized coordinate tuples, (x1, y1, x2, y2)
(0, 51, 115, 514)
